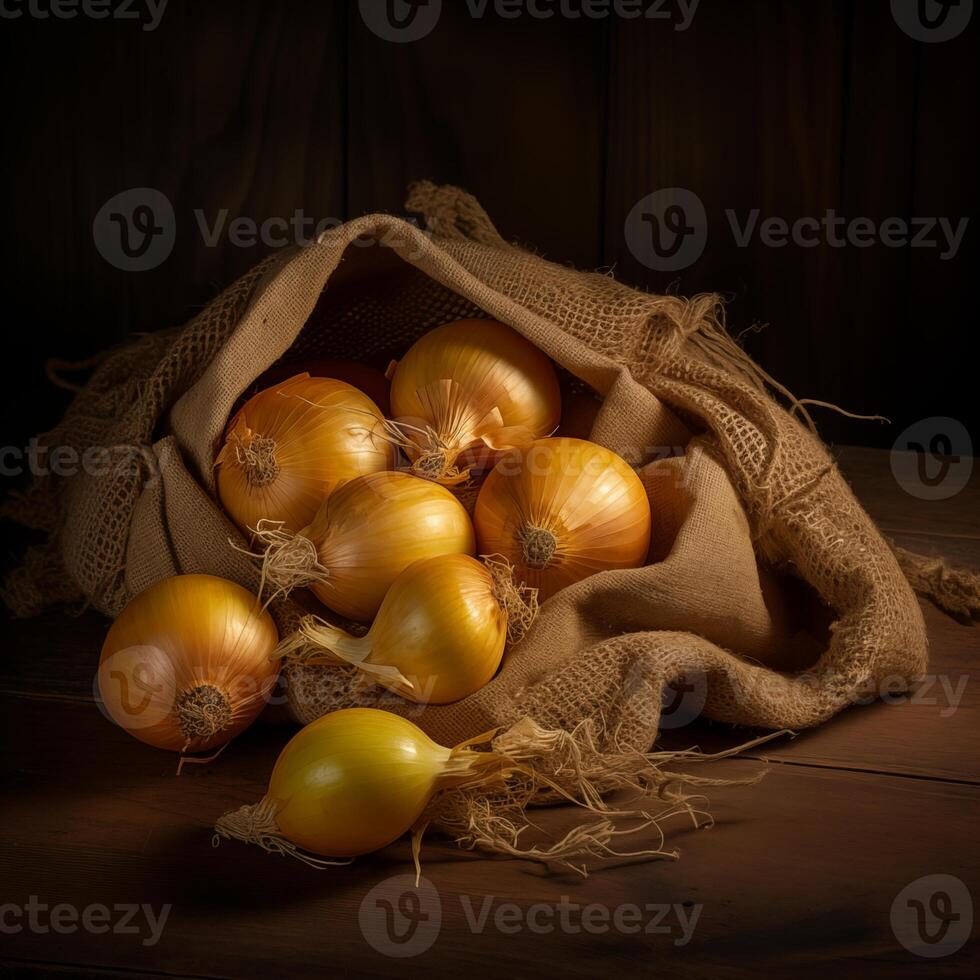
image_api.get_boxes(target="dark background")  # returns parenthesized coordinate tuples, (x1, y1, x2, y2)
(0, 0, 976, 457)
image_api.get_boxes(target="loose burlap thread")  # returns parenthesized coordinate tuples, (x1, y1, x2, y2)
(5, 181, 975, 754)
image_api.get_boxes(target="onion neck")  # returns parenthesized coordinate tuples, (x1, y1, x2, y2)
(411, 447, 454, 481)
(224, 426, 280, 487)
(278, 618, 372, 667)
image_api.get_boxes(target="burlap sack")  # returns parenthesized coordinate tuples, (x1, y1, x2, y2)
(6, 182, 975, 753)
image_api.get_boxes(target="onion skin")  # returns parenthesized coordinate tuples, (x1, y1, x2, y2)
(253, 359, 390, 415)
(290, 554, 514, 704)
(215, 373, 394, 535)
(269, 709, 453, 856)
(389, 319, 561, 481)
(299, 471, 475, 621)
(474, 437, 652, 601)
(98, 575, 279, 753)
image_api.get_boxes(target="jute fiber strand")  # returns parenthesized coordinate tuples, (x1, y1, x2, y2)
(5, 182, 977, 760)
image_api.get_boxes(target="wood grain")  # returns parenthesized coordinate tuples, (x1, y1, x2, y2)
(835, 446, 980, 539)
(2, 693, 978, 979)
(0, 1, 347, 448)
(603, 1, 848, 422)
(346, 5, 607, 269)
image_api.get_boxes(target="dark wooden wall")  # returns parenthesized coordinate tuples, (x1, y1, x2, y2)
(1, 0, 975, 451)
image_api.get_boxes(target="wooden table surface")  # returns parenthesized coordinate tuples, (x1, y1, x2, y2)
(2, 445, 977, 978)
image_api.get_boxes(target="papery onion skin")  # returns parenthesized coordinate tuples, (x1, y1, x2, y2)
(389, 319, 561, 481)
(269, 708, 453, 856)
(299, 471, 476, 621)
(253, 359, 391, 415)
(474, 437, 652, 601)
(98, 574, 280, 753)
(291, 554, 514, 704)
(215, 373, 394, 535)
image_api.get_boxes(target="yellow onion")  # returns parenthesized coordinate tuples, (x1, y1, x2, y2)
(213, 708, 709, 874)
(474, 437, 651, 601)
(215, 373, 394, 534)
(281, 554, 537, 704)
(252, 471, 476, 622)
(214, 708, 515, 863)
(387, 319, 561, 483)
(98, 574, 280, 753)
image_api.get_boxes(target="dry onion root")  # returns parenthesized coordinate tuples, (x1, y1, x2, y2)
(277, 554, 537, 704)
(214, 709, 779, 878)
(385, 319, 561, 485)
(97, 575, 280, 753)
(474, 437, 652, 601)
(215, 373, 394, 536)
(245, 471, 476, 622)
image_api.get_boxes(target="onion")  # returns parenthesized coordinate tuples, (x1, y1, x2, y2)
(213, 708, 710, 874)
(474, 437, 652, 600)
(387, 319, 561, 484)
(215, 373, 394, 535)
(214, 708, 516, 863)
(252, 358, 391, 414)
(252, 471, 476, 622)
(280, 554, 537, 704)
(98, 574, 280, 753)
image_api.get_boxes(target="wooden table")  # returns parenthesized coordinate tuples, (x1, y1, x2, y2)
(2, 446, 977, 978)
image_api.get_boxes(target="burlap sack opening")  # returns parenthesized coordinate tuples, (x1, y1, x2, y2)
(7, 181, 975, 756)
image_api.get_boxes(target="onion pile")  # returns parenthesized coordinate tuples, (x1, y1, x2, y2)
(253, 470, 475, 622)
(95, 316, 659, 870)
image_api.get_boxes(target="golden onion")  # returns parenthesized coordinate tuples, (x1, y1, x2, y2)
(387, 319, 561, 483)
(474, 437, 651, 601)
(214, 708, 513, 862)
(213, 708, 703, 873)
(98, 574, 280, 753)
(253, 471, 476, 622)
(281, 554, 537, 704)
(215, 373, 394, 535)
